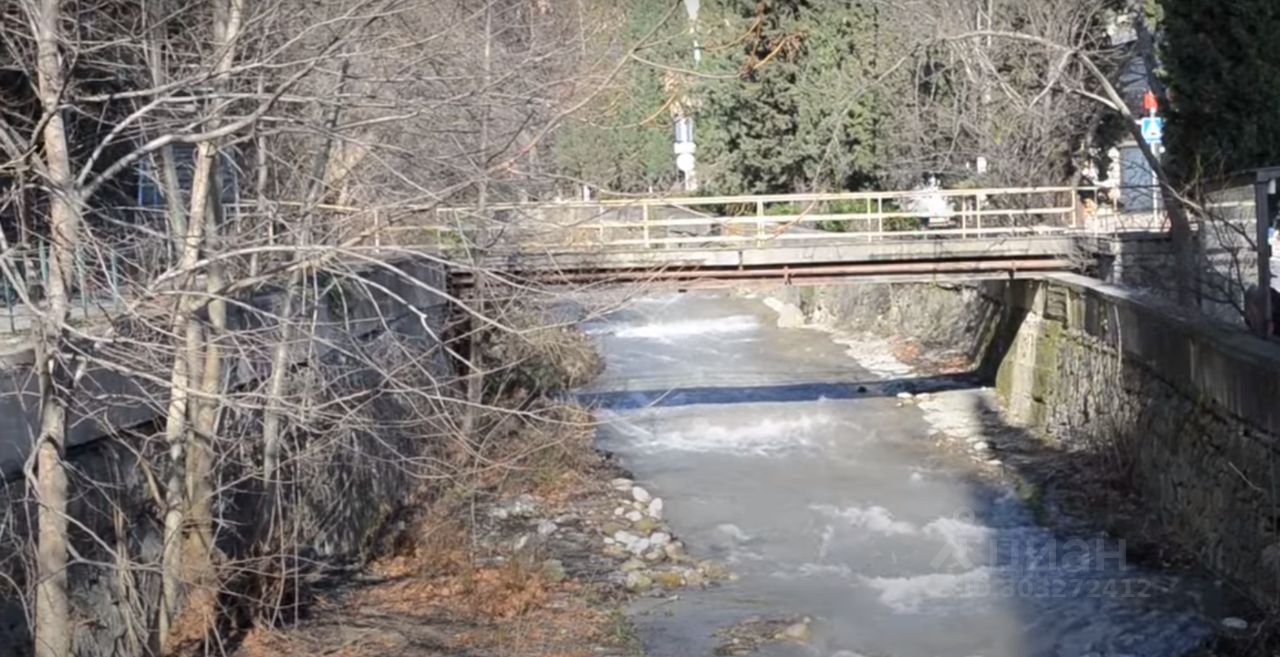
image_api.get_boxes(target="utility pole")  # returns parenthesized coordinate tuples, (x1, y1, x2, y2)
(677, 0, 700, 191)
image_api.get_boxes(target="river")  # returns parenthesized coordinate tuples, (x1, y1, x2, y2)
(582, 290, 1223, 657)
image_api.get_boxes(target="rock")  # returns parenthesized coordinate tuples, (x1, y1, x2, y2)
(620, 558, 646, 573)
(601, 522, 627, 537)
(510, 494, 539, 517)
(649, 532, 672, 548)
(647, 497, 664, 519)
(896, 391, 914, 400)
(629, 538, 652, 555)
(652, 571, 685, 589)
(541, 559, 567, 583)
(603, 544, 629, 559)
(613, 530, 641, 549)
(610, 477, 634, 491)
(633, 517, 662, 533)
(625, 510, 644, 523)
(683, 569, 706, 587)
(487, 507, 510, 520)
(643, 548, 666, 562)
(632, 486, 653, 503)
(613, 507, 626, 517)
(625, 571, 653, 592)
(699, 560, 733, 581)
(536, 519, 558, 536)
(603, 537, 616, 546)
(1222, 617, 1249, 630)
(856, 385, 868, 393)
(512, 534, 531, 551)
(776, 618, 812, 643)
(972, 441, 990, 452)
(663, 541, 687, 562)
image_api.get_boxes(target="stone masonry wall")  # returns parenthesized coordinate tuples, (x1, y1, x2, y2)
(763, 280, 1009, 373)
(996, 275, 1280, 608)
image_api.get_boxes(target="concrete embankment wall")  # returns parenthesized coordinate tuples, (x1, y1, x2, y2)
(760, 275, 1280, 609)
(0, 258, 455, 656)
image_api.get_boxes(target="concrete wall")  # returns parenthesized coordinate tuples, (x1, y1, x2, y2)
(0, 258, 455, 656)
(996, 274, 1280, 607)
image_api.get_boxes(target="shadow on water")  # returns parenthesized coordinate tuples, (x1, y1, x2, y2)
(577, 373, 980, 411)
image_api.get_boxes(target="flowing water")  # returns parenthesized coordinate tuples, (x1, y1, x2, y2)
(581, 291, 1226, 657)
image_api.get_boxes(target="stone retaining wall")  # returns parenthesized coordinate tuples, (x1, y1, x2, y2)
(997, 274, 1280, 607)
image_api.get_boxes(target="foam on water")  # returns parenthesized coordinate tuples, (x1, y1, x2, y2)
(923, 516, 995, 566)
(600, 410, 830, 455)
(860, 567, 997, 613)
(603, 315, 759, 341)
(812, 504, 918, 536)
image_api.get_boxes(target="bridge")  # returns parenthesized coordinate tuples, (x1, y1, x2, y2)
(0, 184, 1166, 332)
(433, 186, 1164, 286)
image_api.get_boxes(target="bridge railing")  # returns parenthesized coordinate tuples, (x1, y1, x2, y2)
(427, 186, 1161, 252)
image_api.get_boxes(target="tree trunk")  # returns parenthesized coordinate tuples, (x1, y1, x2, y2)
(30, 1, 80, 656)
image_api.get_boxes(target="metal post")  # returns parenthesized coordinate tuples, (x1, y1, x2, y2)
(876, 196, 884, 241)
(643, 203, 652, 248)
(976, 194, 984, 236)
(1256, 180, 1272, 337)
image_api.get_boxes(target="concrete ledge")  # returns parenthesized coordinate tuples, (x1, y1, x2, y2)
(488, 236, 1079, 271)
(1040, 273, 1280, 436)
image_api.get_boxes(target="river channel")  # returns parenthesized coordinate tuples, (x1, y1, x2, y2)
(582, 290, 1223, 657)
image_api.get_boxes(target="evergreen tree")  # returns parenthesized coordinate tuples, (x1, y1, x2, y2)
(695, 0, 889, 193)
(553, 0, 686, 193)
(1161, 0, 1280, 177)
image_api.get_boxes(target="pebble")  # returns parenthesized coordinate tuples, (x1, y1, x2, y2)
(652, 571, 685, 589)
(603, 544, 628, 559)
(625, 510, 644, 523)
(896, 391, 914, 400)
(610, 477, 634, 491)
(663, 541, 687, 562)
(649, 532, 672, 548)
(620, 558, 646, 573)
(629, 538, 652, 555)
(614, 530, 641, 548)
(536, 519, 558, 536)
(613, 507, 626, 517)
(625, 571, 653, 592)
(632, 486, 653, 503)
(642, 548, 666, 562)
(777, 618, 812, 642)
(972, 441, 990, 452)
(647, 497, 664, 519)
(1222, 617, 1249, 630)
(633, 517, 662, 533)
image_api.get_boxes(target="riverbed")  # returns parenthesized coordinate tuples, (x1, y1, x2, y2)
(582, 290, 1223, 657)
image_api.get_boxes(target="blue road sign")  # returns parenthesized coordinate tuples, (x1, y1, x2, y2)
(1140, 116, 1164, 145)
